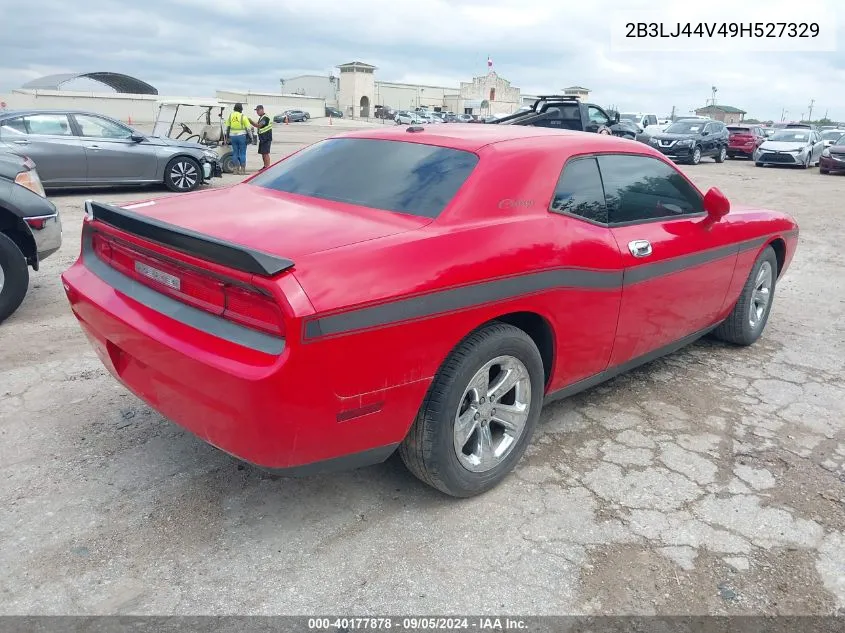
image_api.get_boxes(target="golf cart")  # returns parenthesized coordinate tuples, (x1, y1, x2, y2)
(153, 99, 238, 173)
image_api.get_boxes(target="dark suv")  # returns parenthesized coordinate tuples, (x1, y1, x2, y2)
(0, 152, 61, 322)
(646, 119, 730, 164)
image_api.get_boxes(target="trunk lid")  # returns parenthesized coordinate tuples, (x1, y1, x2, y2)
(119, 183, 431, 261)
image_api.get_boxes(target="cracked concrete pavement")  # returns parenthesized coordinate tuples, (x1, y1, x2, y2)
(0, 121, 843, 615)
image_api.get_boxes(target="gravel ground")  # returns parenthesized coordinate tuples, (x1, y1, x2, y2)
(1, 121, 843, 616)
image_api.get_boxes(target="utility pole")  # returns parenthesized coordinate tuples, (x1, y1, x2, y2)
(780, 107, 787, 122)
(711, 86, 717, 107)
(807, 99, 815, 122)
(670, 105, 676, 121)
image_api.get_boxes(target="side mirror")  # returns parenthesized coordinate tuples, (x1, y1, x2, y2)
(130, 134, 146, 143)
(701, 130, 710, 136)
(702, 187, 730, 227)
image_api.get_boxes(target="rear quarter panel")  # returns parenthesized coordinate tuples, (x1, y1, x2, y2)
(288, 138, 623, 399)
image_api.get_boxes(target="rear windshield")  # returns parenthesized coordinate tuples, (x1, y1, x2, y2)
(727, 126, 751, 133)
(249, 138, 479, 218)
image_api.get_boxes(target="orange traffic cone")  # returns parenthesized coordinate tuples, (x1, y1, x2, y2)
(284, 115, 289, 125)
(128, 115, 133, 125)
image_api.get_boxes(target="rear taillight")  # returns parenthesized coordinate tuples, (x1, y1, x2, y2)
(91, 231, 285, 338)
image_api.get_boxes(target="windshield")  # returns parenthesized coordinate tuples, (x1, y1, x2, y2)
(665, 120, 706, 134)
(249, 138, 479, 219)
(769, 130, 809, 142)
(620, 113, 639, 121)
(822, 130, 844, 141)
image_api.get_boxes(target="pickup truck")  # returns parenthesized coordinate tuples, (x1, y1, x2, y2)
(0, 152, 62, 322)
(490, 95, 622, 135)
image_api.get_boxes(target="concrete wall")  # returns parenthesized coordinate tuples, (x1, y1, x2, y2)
(0, 89, 199, 124)
(375, 82, 456, 111)
(215, 91, 326, 118)
(0, 89, 327, 126)
(281, 75, 338, 106)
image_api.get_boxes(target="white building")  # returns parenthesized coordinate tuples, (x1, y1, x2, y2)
(284, 61, 530, 118)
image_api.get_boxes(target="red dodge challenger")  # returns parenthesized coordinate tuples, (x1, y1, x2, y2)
(62, 125, 799, 497)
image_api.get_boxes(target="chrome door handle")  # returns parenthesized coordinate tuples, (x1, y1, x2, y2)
(87, 145, 101, 151)
(12, 140, 29, 145)
(628, 239, 652, 258)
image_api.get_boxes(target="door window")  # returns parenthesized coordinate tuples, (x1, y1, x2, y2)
(550, 157, 607, 224)
(587, 106, 609, 126)
(73, 114, 132, 139)
(17, 114, 73, 136)
(598, 154, 704, 224)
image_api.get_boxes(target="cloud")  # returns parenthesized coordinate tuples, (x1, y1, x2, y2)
(1, 0, 843, 121)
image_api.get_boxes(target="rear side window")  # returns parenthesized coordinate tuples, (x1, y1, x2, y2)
(250, 138, 478, 219)
(550, 157, 607, 224)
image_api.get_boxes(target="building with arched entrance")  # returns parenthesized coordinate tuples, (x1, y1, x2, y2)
(336, 61, 376, 118)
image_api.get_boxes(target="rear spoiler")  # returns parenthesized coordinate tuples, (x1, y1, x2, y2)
(85, 200, 295, 277)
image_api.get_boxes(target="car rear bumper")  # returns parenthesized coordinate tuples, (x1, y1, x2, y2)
(26, 210, 62, 262)
(728, 143, 756, 154)
(61, 250, 423, 473)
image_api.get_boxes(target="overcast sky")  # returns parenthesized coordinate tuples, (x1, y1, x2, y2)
(1, 0, 842, 121)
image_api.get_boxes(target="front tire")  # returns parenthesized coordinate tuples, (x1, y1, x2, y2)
(713, 247, 778, 346)
(820, 167, 829, 174)
(0, 232, 30, 324)
(690, 145, 702, 165)
(164, 156, 202, 192)
(399, 322, 545, 497)
(715, 146, 727, 163)
(220, 151, 234, 174)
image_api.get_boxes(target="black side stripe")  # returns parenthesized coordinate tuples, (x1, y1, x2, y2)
(624, 242, 740, 285)
(305, 267, 622, 339)
(304, 232, 791, 340)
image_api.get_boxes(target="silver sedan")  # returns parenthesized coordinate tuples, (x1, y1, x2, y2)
(0, 110, 222, 192)
(754, 128, 825, 168)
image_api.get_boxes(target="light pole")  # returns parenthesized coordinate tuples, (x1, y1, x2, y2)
(808, 99, 815, 122)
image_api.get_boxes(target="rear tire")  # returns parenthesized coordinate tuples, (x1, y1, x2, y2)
(820, 168, 829, 174)
(164, 156, 202, 192)
(755, 161, 764, 167)
(399, 322, 545, 497)
(713, 246, 778, 346)
(715, 146, 727, 163)
(0, 232, 30, 324)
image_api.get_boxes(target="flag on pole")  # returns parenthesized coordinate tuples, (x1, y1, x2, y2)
(487, 56, 493, 68)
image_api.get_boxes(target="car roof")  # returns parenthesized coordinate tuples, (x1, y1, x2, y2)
(335, 125, 643, 153)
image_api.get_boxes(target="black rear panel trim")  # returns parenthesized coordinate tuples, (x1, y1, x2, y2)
(87, 200, 295, 277)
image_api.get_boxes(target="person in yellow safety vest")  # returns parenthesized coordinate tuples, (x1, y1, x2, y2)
(225, 103, 251, 175)
(248, 105, 273, 171)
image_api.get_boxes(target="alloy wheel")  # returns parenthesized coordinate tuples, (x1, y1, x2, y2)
(0, 262, 5, 294)
(749, 261, 773, 329)
(170, 160, 198, 190)
(692, 147, 701, 164)
(453, 355, 532, 473)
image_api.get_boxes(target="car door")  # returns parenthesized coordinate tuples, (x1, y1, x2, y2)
(811, 131, 824, 162)
(546, 155, 623, 387)
(584, 105, 611, 133)
(598, 153, 737, 365)
(701, 122, 716, 155)
(0, 113, 87, 186)
(70, 113, 157, 183)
